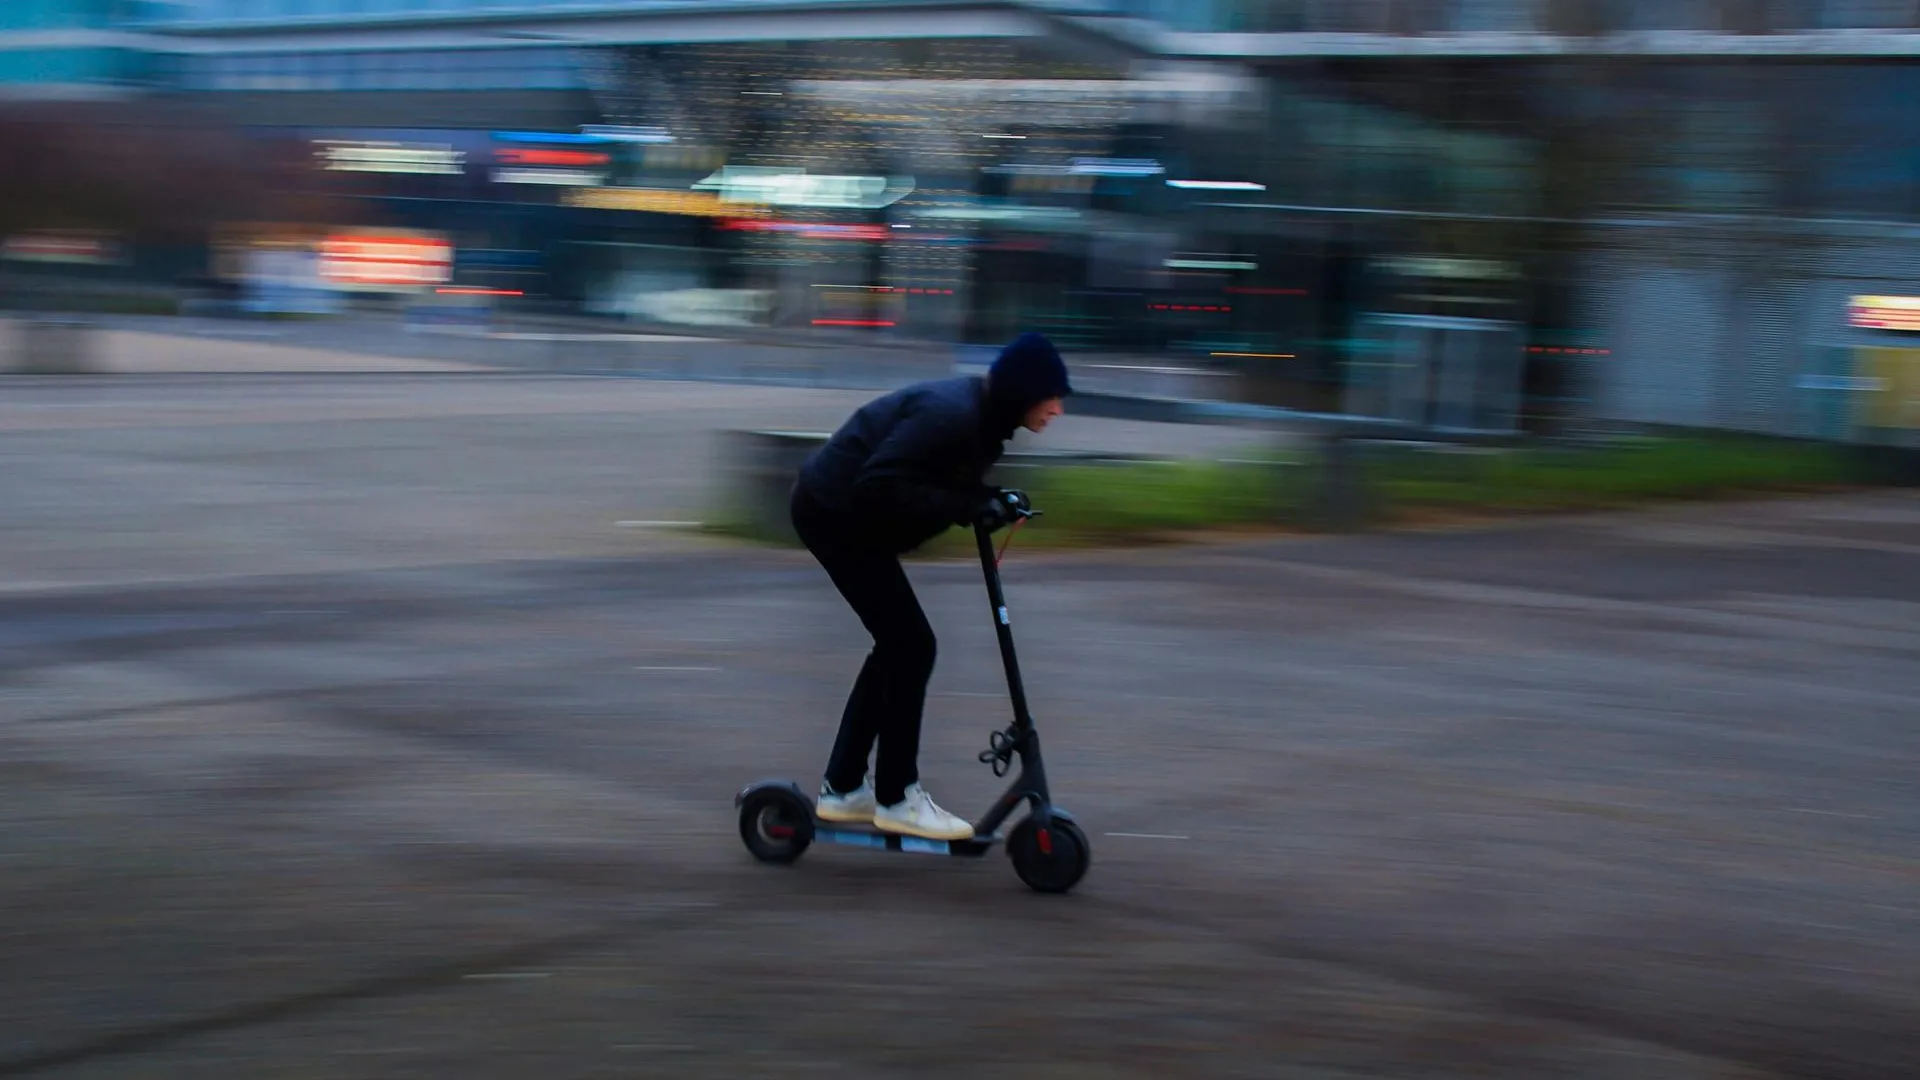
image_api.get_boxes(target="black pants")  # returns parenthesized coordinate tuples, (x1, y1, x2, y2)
(791, 486, 935, 807)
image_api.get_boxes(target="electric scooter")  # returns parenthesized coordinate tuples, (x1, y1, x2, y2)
(734, 495, 1090, 894)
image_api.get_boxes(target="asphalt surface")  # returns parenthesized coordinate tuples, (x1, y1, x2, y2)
(2, 374, 1917, 1079)
(0, 374, 1267, 591)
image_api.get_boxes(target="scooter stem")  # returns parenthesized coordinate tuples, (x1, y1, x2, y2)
(975, 522, 1035, 731)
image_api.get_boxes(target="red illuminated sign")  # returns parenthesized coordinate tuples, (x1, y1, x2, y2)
(319, 231, 452, 288)
(496, 148, 611, 168)
(720, 220, 889, 241)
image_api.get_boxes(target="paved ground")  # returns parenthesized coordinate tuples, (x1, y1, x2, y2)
(2, 374, 1917, 1079)
(0, 374, 1267, 592)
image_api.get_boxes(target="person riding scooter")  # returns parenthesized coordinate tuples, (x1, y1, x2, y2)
(788, 332, 1071, 841)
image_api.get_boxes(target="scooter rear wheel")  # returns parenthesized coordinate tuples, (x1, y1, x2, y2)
(1007, 817, 1090, 894)
(738, 785, 814, 864)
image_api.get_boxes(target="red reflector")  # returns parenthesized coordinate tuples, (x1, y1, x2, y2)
(1037, 829, 1053, 856)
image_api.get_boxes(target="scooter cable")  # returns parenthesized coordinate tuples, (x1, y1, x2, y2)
(995, 516, 1027, 568)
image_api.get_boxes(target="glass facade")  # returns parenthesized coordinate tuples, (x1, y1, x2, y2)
(110, 0, 1920, 35)
(1816, 0, 1915, 28)
(63, 0, 1920, 33)
(1230, 60, 1920, 220)
(0, 46, 141, 83)
(1109, 0, 1916, 33)
(1112, 1, 1540, 33)
(1, 0, 121, 33)
(0, 3, 156, 90)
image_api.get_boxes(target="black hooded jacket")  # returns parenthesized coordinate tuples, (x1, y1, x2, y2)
(794, 374, 1022, 553)
(795, 332, 1071, 554)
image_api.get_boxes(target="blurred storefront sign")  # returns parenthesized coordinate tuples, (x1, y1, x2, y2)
(493, 167, 606, 186)
(693, 166, 914, 210)
(1165, 256, 1257, 271)
(910, 204, 1085, 230)
(299, 127, 488, 168)
(1380, 255, 1519, 281)
(1373, 254, 1522, 317)
(578, 125, 674, 144)
(484, 131, 612, 186)
(718, 220, 889, 241)
(1848, 295, 1920, 332)
(316, 139, 466, 175)
(563, 187, 759, 217)
(1, 231, 125, 266)
(318, 229, 453, 290)
(492, 144, 610, 187)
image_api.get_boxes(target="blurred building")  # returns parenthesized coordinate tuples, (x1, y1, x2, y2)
(12, 0, 1920, 440)
(125, 0, 1201, 349)
(1089, 0, 1920, 439)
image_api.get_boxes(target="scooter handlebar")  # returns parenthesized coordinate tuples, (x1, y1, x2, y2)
(976, 487, 1038, 529)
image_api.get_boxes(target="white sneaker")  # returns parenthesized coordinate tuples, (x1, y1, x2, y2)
(816, 781, 878, 823)
(872, 784, 974, 841)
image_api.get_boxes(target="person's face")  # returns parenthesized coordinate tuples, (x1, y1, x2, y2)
(1023, 396, 1065, 433)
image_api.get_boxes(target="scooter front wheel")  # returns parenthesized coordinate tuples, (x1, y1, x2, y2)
(738, 785, 814, 864)
(1007, 816, 1090, 894)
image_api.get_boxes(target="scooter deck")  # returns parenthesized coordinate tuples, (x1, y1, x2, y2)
(812, 819, 997, 858)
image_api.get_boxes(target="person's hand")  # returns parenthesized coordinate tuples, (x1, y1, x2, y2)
(976, 488, 1032, 531)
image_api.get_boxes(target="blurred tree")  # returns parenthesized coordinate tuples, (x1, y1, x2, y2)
(0, 101, 338, 247)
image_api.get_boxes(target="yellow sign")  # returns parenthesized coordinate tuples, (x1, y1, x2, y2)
(563, 187, 765, 217)
(1858, 347, 1920, 430)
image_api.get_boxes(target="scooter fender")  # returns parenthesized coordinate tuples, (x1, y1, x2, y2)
(1027, 804, 1076, 828)
(735, 779, 808, 809)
